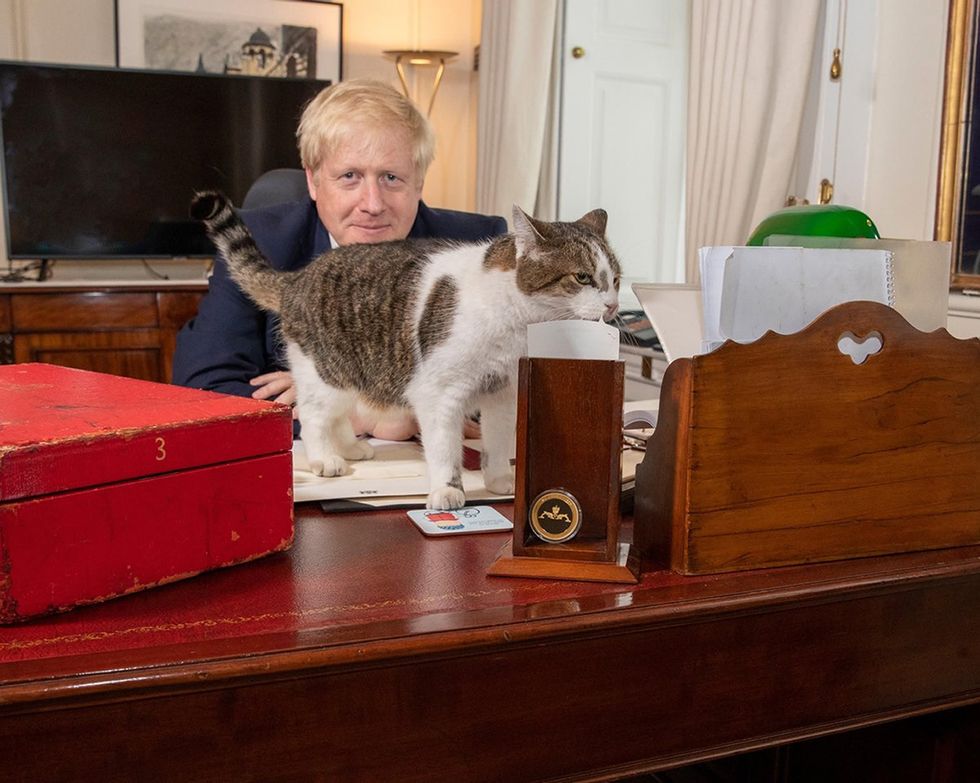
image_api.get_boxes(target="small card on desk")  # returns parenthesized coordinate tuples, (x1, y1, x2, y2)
(407, 506, 513, 536)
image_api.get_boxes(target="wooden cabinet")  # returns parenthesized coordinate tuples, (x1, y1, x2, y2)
(0, 284, 207, 383)
(0, 295, 11, 364)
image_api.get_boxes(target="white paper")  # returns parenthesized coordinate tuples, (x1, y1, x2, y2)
(291, 438, 508, 503)
(698, 246, 735, 352)
(631, 283, 704, 362)
(719, 246, 894, 343)
(526, 320, 620, 360)
(763, 235, 950, 332)
(623, 397, 660, 430)
(291, 438, 646, 506)
(699, 245, 898, 347)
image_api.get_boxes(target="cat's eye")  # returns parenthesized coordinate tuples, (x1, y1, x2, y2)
(574, 272, 593, 285)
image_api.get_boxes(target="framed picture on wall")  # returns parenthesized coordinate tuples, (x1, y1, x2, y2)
(115, 0, 343, 83)
(937, 0, 980, 289)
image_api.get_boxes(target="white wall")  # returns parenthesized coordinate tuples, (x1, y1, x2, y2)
(341, 0, 481, 212)
(0, 0, 116, 66)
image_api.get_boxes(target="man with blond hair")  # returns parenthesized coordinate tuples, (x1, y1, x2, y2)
(174, 79, 506, 437)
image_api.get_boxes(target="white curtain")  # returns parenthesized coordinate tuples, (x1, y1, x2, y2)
(476, 0, 561, 224)
(685, 0, 823, 282)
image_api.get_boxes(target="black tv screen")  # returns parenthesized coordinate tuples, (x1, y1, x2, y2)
(0, 61, 328, 259)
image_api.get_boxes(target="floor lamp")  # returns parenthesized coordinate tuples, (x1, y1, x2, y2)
(382, 50, 459, 117)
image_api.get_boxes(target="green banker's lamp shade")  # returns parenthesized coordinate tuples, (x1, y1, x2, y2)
(746, 204, 880, 246)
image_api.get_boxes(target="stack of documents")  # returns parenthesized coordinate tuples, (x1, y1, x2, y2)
(761, 235, 950, 333)
(703, 240, 951, 350)
(292, 438, 647, 509)
(635, 240, 950, 362)
(700, 245, 895, 348)
(292, 438, 508, 507)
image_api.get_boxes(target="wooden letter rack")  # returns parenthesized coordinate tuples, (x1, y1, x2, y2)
(489, 357, 639, 583)
(631, 301, 980, 575)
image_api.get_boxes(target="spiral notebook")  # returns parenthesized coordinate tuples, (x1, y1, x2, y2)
(718, 246, 895, 343)
(762, 235, 950, 333)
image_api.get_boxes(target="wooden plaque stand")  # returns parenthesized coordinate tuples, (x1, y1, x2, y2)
(488, 357, 639, 583)
(631, 301, 980, 575)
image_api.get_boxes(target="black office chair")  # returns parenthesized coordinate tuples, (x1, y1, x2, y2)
(242, 168, 309, 210)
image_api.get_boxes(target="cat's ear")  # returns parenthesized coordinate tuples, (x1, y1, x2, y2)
(512, 205, 546, 256)
(577, 208, 608, 236)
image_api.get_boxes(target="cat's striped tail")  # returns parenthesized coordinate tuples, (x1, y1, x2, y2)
(190, 191, 284, 312)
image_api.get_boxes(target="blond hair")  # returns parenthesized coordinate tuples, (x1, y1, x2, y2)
(297, 78, 435, 178)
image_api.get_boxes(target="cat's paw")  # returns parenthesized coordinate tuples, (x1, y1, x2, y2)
(484, 471, 515, 496)
(339, 440, 374, 461)
(427, 486, 466, 511)
(309, 455, 348, 477)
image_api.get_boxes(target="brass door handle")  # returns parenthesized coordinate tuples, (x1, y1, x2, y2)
(819, 178, 834, 204)
(571, 46, 585, 59)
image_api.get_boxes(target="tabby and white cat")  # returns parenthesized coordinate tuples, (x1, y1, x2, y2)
(191, 192, 621, 509)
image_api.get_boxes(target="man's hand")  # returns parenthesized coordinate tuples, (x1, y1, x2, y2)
(250, 371, 298, 418)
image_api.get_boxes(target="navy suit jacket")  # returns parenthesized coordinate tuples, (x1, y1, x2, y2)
(172, 198, 508, 398)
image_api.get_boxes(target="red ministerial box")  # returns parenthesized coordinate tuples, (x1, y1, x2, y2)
(0, 363, 294, 623)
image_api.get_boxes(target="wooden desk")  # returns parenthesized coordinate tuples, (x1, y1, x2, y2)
(2, 504, 979, 781)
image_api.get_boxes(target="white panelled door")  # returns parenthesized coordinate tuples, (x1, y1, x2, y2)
(792, 0, 877, 209)
(559, 0, 688, 299)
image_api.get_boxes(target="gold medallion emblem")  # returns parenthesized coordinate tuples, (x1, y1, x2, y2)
(529, 490, 582, 543)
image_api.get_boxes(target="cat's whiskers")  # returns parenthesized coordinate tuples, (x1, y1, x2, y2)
(611, 313, 640, 348)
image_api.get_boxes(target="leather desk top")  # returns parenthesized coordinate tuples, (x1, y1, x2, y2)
(3, 502, 980, 700)
(0, 505, 625, 672)
(5, 504, 980, 782)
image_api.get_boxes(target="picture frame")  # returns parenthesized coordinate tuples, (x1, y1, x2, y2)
(115, 0, 343, 84)
(937, 0, 980, 289)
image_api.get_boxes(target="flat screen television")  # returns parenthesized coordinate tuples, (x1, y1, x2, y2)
(0, 61, 329, 260)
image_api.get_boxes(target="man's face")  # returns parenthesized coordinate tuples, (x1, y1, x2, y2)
(306, 125, 423, 246)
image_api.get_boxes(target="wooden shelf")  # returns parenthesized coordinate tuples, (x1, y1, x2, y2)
(0, 283, 207, 383)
